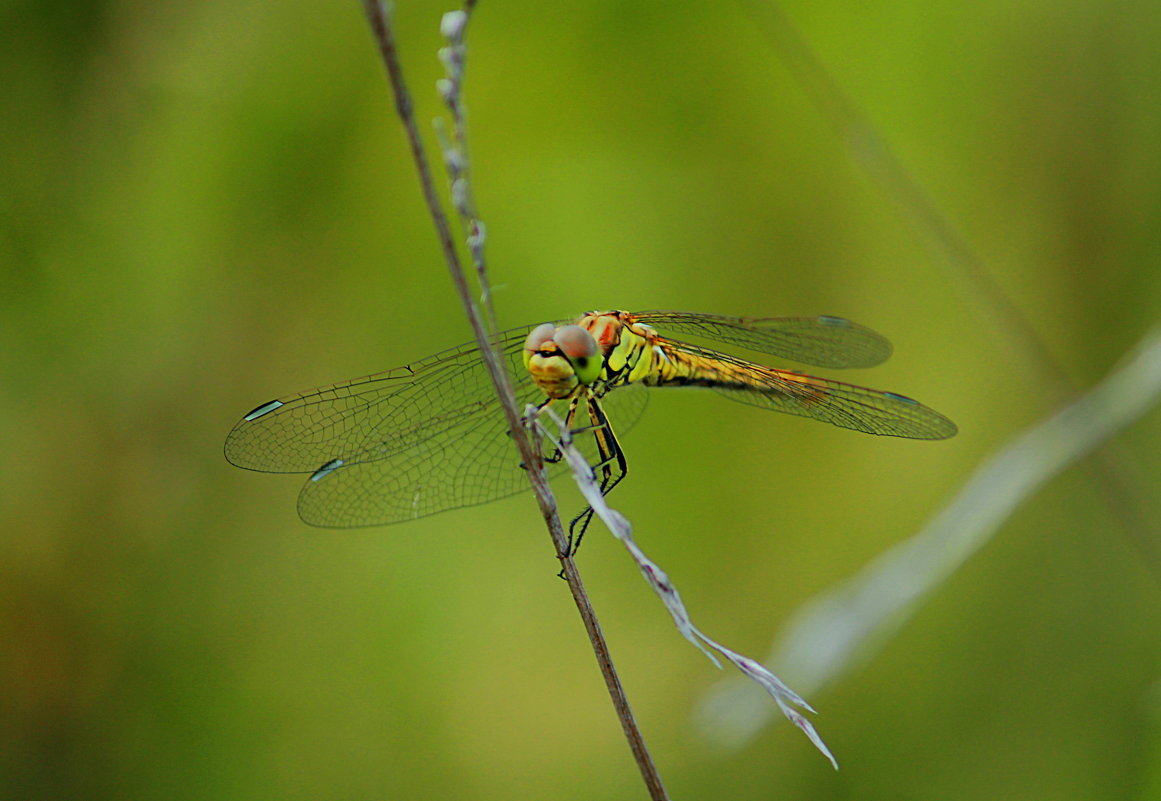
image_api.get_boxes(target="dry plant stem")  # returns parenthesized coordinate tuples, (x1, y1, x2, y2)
(746, 0, 1161, 581)
(558, 554, 669, 800)
(360, 3, 668, 798)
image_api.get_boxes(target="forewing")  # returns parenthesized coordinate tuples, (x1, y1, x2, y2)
(225, 326, 536, 473)
(632, 310, 893, 369)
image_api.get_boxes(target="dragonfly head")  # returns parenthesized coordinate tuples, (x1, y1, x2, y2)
(523, 323, 602, 399)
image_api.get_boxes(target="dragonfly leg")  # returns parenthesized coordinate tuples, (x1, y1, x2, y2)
(521, 397, 578, 469)
(565, 396, 627, 555)
(544, 398, 582, 466)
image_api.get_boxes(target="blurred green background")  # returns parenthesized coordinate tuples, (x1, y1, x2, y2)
(4, 0, 1160, 798)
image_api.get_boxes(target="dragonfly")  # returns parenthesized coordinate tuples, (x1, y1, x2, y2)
(225, 310, 956, 536)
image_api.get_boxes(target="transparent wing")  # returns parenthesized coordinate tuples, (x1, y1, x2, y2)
(225, 327, 538, 473)
(296, 382, 648, 528)
(224, 323, 649, 527)
(662, 341, 957, 440)
(631, 310, 893, 369)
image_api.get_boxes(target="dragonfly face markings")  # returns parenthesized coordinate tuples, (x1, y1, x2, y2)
(225, 309, 955, 530)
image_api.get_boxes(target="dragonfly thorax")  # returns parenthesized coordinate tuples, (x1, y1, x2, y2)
(579, 310, 659, 386)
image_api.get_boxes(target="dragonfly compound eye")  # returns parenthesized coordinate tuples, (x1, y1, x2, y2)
(554, 325, 601, 385)
(523, 323, 557, 353)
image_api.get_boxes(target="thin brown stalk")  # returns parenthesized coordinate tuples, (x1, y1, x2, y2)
(359, 2, 668, 797)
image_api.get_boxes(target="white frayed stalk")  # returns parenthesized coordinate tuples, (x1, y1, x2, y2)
(530, 404, 838, 769)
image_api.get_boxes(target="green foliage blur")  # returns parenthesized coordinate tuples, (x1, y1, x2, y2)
(4, 0, 1160, 798)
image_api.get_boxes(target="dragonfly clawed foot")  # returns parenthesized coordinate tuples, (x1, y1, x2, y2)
(551, 505, 596, 573)
(517, 445, 565, 473)
(554, 505, 595, 579)
(566, 505, 596, 555)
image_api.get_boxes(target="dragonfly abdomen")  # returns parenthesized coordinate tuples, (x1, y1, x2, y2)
(643, 348, 831, 407)
(642, 347, 754, 388)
